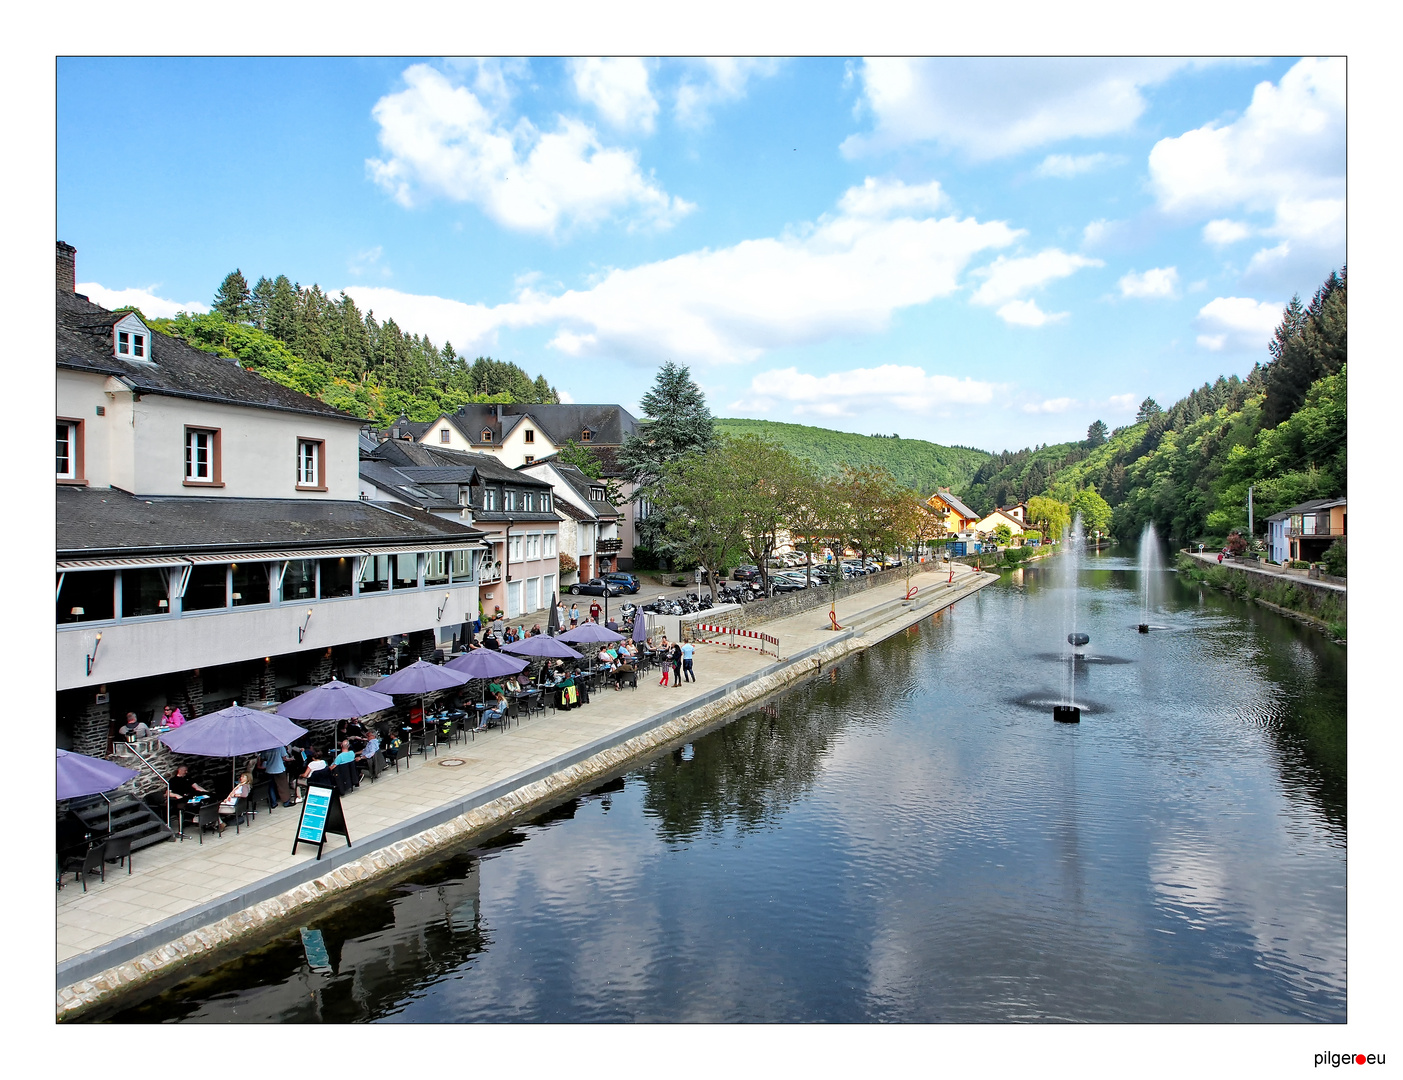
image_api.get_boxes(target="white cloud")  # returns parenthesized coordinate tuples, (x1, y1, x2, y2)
(569, 58, 658, 133)
(366, 63, 693, 236)
(843, 57, 1199, 159)
(347, 246, 389, 278)
(996, 299, 1066, 327)
(1034, 152, 1121, 178)
(78, 283, 209, 319)
(674, 58, 780, 127)
(837, 176, 946, 217)
(1246, 241, 1292, 275)
(1081, 218, 1120, 249)
(1149, 58, 1344, 252)
(1118, 266, 1179, 299)
(1022, 396, 1075, 414)
(745, 364, 998, 418)
(970, 249, 1102, 307)
(1202, 218, 1253, 246)
(1107, 392, 1139, 413)
(1195, 295, 1284, 352)
(556, 389, 576, 404)
(341, 177, 1022, 365)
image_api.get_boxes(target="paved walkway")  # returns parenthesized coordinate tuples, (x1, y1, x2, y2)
(1183, 550, 1346, 593)
(57, 564, 989, 969)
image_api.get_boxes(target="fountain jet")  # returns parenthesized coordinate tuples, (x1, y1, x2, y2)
(1138, 522, 1164, 633)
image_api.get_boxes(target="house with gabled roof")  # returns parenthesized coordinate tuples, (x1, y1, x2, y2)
(517, 455, 622, 584)
(1265, 497, 1346, 564)
(926, 488, 981, 534)
(55, 241, 488, 766)
(973, 507, 1033, 545)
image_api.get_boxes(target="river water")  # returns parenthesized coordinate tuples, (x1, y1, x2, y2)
(105, 546, 1347, 1023)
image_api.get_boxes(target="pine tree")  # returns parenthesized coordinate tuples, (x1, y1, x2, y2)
(266, 275, 298, 343)
(249, 276, 274, 329)
(1135, 397, 1163, 424)
(1086, 419, 1108, 446)
(212, 270, 252, 323)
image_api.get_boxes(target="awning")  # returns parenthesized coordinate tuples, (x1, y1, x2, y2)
(361, 543, 473, 556)
(56, 555, 190, 571)
(184, 548, 371, 564)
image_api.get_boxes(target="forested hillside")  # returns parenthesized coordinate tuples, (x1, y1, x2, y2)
(963, 268, 1346, 545)
(714, 418, 989, 495)
(145, 269, 558, 425)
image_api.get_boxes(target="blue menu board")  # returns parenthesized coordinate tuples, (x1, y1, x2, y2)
(291, 786, 350, 859)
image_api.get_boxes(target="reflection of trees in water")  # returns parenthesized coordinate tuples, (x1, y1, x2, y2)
(638, 624, 935, 844)
(107, 857, 488, 1024)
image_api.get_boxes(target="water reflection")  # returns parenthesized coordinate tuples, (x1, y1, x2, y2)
(102, 546, 1345, 1024)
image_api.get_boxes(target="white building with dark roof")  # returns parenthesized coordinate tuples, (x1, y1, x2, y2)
(55, 242, 488, 765)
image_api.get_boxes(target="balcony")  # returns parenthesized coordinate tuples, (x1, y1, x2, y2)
(596, 537, 623, 554)
(1286, 525, 1345, 538)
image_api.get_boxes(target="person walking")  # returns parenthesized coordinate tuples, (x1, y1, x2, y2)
(681, 641, 695, 682)
(670, 641, 683, 688)
(570, 603, 580, 628)
(589, 599, 602, 624)
(657, 636, 671, 686)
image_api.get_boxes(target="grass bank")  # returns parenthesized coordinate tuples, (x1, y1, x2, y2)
(1175, 554, 1346, 642)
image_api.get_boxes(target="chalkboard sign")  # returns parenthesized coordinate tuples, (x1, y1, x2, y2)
(291, 786, 351, 860)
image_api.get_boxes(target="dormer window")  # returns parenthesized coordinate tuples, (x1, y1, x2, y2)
(591, 486, 606, 502)
(481, 429, 493, 443)
(112, 313, 152, 362)
(580, 428, 593, 442)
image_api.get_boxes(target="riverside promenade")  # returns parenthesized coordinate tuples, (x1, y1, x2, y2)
(1183, 549, 1347, 593)
(57, 563, 994, 1018)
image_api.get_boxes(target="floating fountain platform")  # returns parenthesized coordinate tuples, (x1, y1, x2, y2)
(1053, 705, 1081, 723)
(1138, 623, 1150, 634)
(1067, 633, 1089, 647)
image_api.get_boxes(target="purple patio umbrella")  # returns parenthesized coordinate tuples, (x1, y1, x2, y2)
(277, 679, 395, 721)
(162, 705, 309, 790)
(56, 748, 138, 802)
(444, 649, 529, 679)
(503, 635, 583, 660)
(546, 594, 561, 637)
(558, 622, 624, 644)
(373, 660, 472, 750)
(632, 610, 649, 644)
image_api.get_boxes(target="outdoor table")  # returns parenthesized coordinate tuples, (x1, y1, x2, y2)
(174, 795, 213, 840)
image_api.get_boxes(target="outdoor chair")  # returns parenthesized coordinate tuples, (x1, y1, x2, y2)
(103, 836, 133, 876)
(74, 843, 106, 890)
(333, 761, 357, 795)
(225, 795, 252, 834)
(195, 801, 221, 844)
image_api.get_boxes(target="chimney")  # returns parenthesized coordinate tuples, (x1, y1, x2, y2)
(57, 241, 76, 293)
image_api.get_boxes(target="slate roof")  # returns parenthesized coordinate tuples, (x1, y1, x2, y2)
(358, 460, 461, 511)
(552, 495, 592, 522)
(1264, 496, 1347, 522)
(540, 461, 618, 519)
(368, 440, 553, 489)
(57, 486, 484, 559)
(56, 288, 358, 422)
(929, 490, 979, 521)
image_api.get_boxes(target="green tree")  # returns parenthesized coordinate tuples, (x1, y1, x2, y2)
(212, 270, 251, 323)
(1070, 486, 1113, 539)
(657, 448, 745, 599)
(1026, 495, 1071, 541)
(993, 523, 1014, 546)
(834, 464, 907, 565)
(1086, 419, 1108, 446)
(786, 464, 845, 586)
(1136, 397, 1163, 424)
(619, 362, 719, 557)
(723, 436, 805, 595)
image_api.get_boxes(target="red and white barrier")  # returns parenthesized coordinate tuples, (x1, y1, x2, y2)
(687, 623, 780, 658)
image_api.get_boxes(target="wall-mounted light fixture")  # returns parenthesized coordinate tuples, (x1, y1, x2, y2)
(298, 608, 314, 643)
(86, 632, 103, 676)
(436, 591, 451, 620)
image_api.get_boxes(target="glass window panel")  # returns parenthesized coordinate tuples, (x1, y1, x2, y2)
(59, 570, 115, 623)
(117, 331, 129, 354)
(319, 557, 353, 598)
(425, 552, 449, 586)
(282, 560, 316, 601)
(451, 549, 471, 581)
(133, 335, 145, 358)
(231, 562, 270, 607)
(57, 423, 73, 477)
(394, 553, 419, 590)
(121, 568, 170, 618)
(361, 554, 391, 593)
(184, 564, 228, 611)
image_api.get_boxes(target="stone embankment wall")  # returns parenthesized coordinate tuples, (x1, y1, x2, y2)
(685, 565, 918, 635)
(1176, 553, 1346, 639)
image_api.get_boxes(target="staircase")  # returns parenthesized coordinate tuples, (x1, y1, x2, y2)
(71, 795, 174, 852)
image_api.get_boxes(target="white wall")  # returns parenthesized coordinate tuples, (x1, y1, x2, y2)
(57, 580, 480, 690)
(126, 395, 361, 498)
(58, 369, 133, 491)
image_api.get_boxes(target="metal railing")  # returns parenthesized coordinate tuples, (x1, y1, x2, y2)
(1287, 525, 1345, 538)
(596, 538, 623, 553)
(117, 742, 172, 827)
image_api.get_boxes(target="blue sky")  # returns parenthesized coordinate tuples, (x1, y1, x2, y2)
(58, 57, 1345, 452)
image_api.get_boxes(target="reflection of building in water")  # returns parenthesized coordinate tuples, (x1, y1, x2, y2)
(153, 863, 484, 1023)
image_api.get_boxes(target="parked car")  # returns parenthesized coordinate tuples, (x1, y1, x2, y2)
(769, 576, 807, 592)
(601, 572, 641, 594)
(569, 578, 623, 596)
(731, 565, 761, 582)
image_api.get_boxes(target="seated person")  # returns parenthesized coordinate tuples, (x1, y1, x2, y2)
(556, 671, 577, 709)
(298, 751, 331, 796)
(478, 691, 508, 731)
(166, 764, 210, 808)
(332, 740, 357, 767)
(118, 712, 149, 739)
(482, 633, 501, 652)
(217, 772, 253, 831)
(356, 730, 381, 772)
(504, 676, 523, 693)
(161, 704, 186, 728)
(529, 624, 542, 636)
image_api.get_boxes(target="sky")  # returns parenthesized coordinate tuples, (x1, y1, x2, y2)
(57, 56, 1345, 453)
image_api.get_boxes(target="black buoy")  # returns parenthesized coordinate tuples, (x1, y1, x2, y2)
(1053, 705, 1081, 723)
(1137, 623, 1150, 633)
(1067, 633, 1089, 647)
